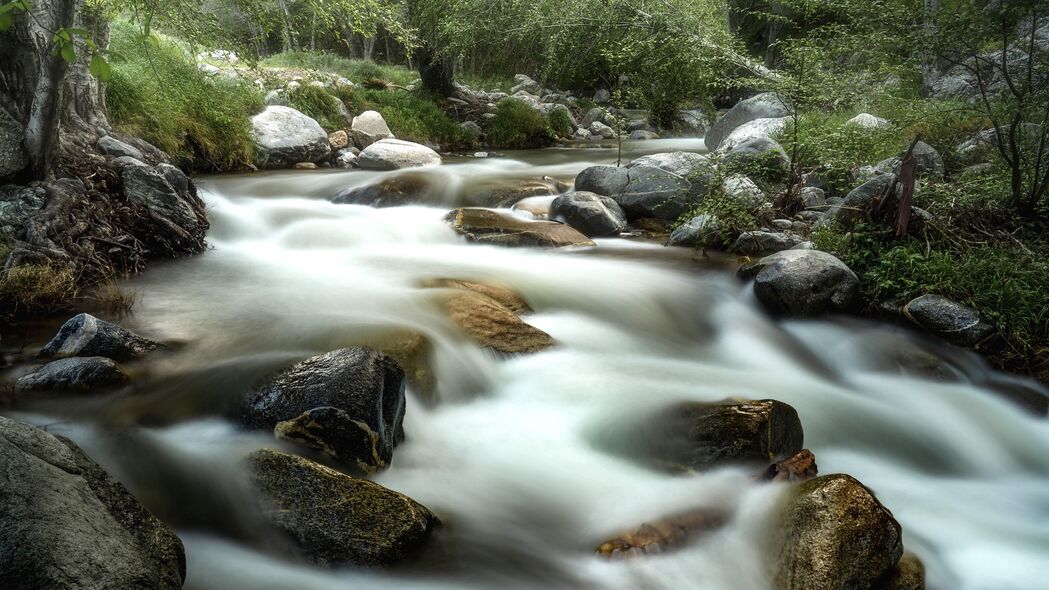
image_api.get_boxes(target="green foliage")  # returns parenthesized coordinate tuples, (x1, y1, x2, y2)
(262, 52, 418, 86)
(548, 107, 574, 138)
(334, 86, 470, 149)
(284, 84, 345, 131)
(484, 99, 555, 149)
(676, 162, 764, 247)
(106, 21, 263, 170)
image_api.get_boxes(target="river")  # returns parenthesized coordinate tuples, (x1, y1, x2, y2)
(7, 139, 1049, 589)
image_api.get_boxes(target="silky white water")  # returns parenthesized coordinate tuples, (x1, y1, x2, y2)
(18, 141, 1049, 590)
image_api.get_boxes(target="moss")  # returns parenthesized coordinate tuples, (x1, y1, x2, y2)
(485, 99, 556, 149)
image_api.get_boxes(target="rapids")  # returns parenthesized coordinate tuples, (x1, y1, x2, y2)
(7, 139, 1049, 590)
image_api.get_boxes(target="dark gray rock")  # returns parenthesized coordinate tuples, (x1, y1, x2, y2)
(799, 186, 827, 210)
(732, 231, 801, 255)
(740, 250, 859, 316)
(0, 184, 46, 239)
(903, 295, 996, 348)
(575, 164, 704, 221)
(667, 213, 723, 248)
(16, 357, 129, 392)
(237, 347, 407, 466)
(550, 192, 627, 237)
(332, 174, 436, 207)
(275, 406, 388, 473)
(122, 165, 203, 232)
(874, 141, 944, 179)
(628, 152, 711, 178)
(97, 135, 145, 161)
(705, 93, 791, 151)
(42, 313, 161, 360)
(0, 106, 26, 179)
(575, 165, 629, 196)
(828, 174, 897, 226)
(247, 448, 438, 566)
(0, 416, 185, 589)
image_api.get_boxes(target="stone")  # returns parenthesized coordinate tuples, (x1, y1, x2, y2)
(97, 135, 145, 161)
(444, 207, 595, 248)
(721, 137, 791, 181)
(550, 191, 627, 237)
(772, 474, 904, 590)
(771, 219, 793, 230)
(829, 174, 897, 226)
(732, 231, 802, 256)
(573, 128, 593, 141)
(421, 278, 531, 314)
(15, 357, 129, 392)
(467, 177, 569, 208)
(594, 88, 612, 104)
(875, 553, 926, 590)
(460, 121, 483, 139)
(903, 295, 997, 348)
(511, 75, 541, 95)
(251, 106, 332, 169)
(0, 184, 46, 239)
(357, 139, 442, 171)
(122, 165, 204, 233)
(0, 416, 185, 589)
(41, 313, 161, 360)
(328, 130, 349, 151)
(629, 130, 659, 140)
(333, 174, 436, 207)
(705, 92, 791, 151)
(333, 148, 358, 168)
(264, 89, 287, 106)
(237, 347, 406, 465)
(275, 406, 388, 473)
(575, 165, 703, 222)
(350, 110, 395, 148)
(247, 448, 438, 566)
(677, 109, 710, 135)
(667, 213, 723, 248)
(740, 250, 860, 316)
(845, 113, 891, 129)
(629, 152, 711, 178)
(294, 162, 318, 170)
(590, 121, 616, 139)
(438, 290, 554, 354)
(723, 174, 766, 208)
(799, 186, 827, 210)
(874, 141, 944, 179)
(717, 117, 788, 152)
(628, 120, 654, 133)
(0, 107, 27, 179)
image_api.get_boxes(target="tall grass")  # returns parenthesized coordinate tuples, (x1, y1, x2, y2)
(262, 52, 418, 87)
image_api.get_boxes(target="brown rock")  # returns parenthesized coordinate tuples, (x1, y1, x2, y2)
(875, 553, 926, 590)
(294, 162, 318, 170)
(465, 177, 571, 208)
(328, 130, 350, 151)
(439, 290, 554, 354)
(596, 509, 729, 559)
(422, 278, 531, 314)
(444, 207, 595, 248)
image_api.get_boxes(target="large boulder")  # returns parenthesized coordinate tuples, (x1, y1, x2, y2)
(350, 110, 395, 148)
(122, 164, 204, 236)
(717, 117, 788, 152)
(357, 139, 441, 171)
(247, 448, 438, 566)
(332, 174, 436, 207)
(628, 151, 711, 178)
(236, 347, 406, 467)
(903, 295, 997, 348)
(251, 106, 331, 169)
(550, 192, 627, 237)
(15, 357, 129, 392)
(0, 107, 27, 179)
(740, 250, 860, 316)
(575, 165, 705, 222)
(0, 416, 185, 589)
(667, 213, 723, 248)
(444, 207, 595, 248)
(437, 290, 555, 354)
(41, 313, 161, 360)
(771, 474, 904, 590)
(705, 93, 791, 151)
(733, 231, 802, 256)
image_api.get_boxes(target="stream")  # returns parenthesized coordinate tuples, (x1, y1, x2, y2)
(7, 139, 1049, 590)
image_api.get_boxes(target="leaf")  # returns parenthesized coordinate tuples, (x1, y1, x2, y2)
(89, 54, 111, 81)
(0, 11, 11, 32)
(60, 40, 76, 64)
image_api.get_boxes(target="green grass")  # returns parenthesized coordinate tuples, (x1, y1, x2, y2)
(333, 86, 472, 149)
(284, 85, 347, 132)
(485, 99, 556, 149)
(261, 52, 418, 87)
(106, 21, 263, 170)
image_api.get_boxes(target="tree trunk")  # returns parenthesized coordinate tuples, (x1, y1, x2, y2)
(417, 46, 456, 97)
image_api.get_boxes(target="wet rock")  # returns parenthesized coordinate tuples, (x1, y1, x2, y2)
(332, 174, 436, 207)
(550, 191, 627, 237)
(581, 107, 608, 129)
(733, 231, 801, 256)
(740, 250, 859, 316)
(251, 106, 332, 169)
(575, 165, 702, 222)
(0, 416, 185, 589)
(422, 278, 531, 314)
(237, 347, 406, 465)
(772, 474, 904, 590)
(42, 313, 161, 360)
(628, 152, 711, 178)
(438, 290, 555, 354)
(705, 92, 791, 151)
(328, 130, 350, 151)
(97, 135, 145, 161)
(16, 357, 129, 392)
(828, 174, 897, 226)
(511, 195, 556, 218)
(468, 177, 569, 208)
(357, 139, 442, 171)
(845, 113, 891, 129)
(275, 406, 387, 473)
(875, 553, 926, 590)
(903, 295, 996, 348)
(717, 117, 788, 152)
(247, 448, 438, 566)
(444, 207, 595, 248)
(350, 110, 395, 148)
(667, 213, 723, 248)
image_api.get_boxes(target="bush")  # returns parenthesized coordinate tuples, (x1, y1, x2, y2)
(106, 22, 263, 170)
(548, 107, 575, 138)
(284, 85, 346, 131)
(485, 99, 555, 149)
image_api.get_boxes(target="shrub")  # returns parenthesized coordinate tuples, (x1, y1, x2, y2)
(485, 99, 555, 149)
(548, 107, 575, 138)
(284, 85, 346, 131)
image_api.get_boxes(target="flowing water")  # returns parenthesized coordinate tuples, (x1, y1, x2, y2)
(6, 139, 1049, 590)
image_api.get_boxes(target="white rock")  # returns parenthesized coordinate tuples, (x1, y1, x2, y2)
(845, 113, 890, 129)
(356, 139, 441, 171)
(717, 117, 787, 152)
(251, 106, 331, 169)
(350, 110, 395, 149)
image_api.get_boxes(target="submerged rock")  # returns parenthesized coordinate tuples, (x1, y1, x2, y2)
(550, 191, 627, 237)
(740, 250, 859, 317)
(903, 295, 996, 348)
(771, 474, 904, 590)
(705, 92, 791, 151)
(444, 207, 595, 248)
(357, 139, 442, 171)
(237, 347, 406, 466)
(438, 290, 555, 354)
(247, 448, 438, 566)
(0, 416, 185, 589)
(251, 106, 331, 169)
(41, 313, 161, 360)
(332, 174, 436, 207)
(16, 357, 129, 392)
(421, 278, 531, 313)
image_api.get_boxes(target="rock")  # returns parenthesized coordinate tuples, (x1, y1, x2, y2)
(717, 117, 788, 152)
(0, 184, 46, 239)
(275, 406, 388, 473)
(874, 141, 944, 179)
(629, 130, 659, 140)
(251, 106, 331, 169)
(122, 164, 204, 233)
(845, 113, 891, 129)
(721, 137, 791, 181)
(350, 110, 395, 148)
(246, 448, 438, 566)
(733, 231, 801, 256)
(511, 75, 541, 95)
(333, 148, 358, 168)
(468, 177, 569, 208)
(772, 474, 904, 590)
(828, 174, 897, 226)
(876, 553, 926, 590)
(594, 88, 612, 104)
(550, 192, 627, 237)
(0, 416, 185, 589)
(602, 399, 804, 472)
(705, 92, 791, 151)
(294, 162, 318, 170)
(582, 107, 608, 129)
(722, 174, 765, 208)
(357, 139, 442, 171)
(628, 120, 654, 133)
(444, 207, 595, 248)
(438, 290, 554, 354)
(902, 295, 996, 348)
(264, 89, 287, 106)
(15, 357, 129, 392)
(677, 109, 710, 135)
(0, 107, 27, 179)
(108, 155, 149, 170)
(589, 121, 615, 139)
(667, 213, 723, 248)
(328, 130, 349, 151)
(629, 152, 712, 178)
(799, 186, 827, 210)
(421, 278, 531, 314)
(237, 347, 406, 465)
(740, 250, 859, 316)
(575, 165, 702, 222)
(332, 174, 435, 207)
(511, 195, 557, 218)
(41, 313, 161, 360)
(548, 104, 578, 131)
(771, 219, 793, 230)
(97, 135, 145, 161)
(460, 121, 483, 140)
(573, 128, 593, 140)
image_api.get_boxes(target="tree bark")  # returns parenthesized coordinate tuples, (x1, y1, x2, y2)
(417, 45, 456, 97)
